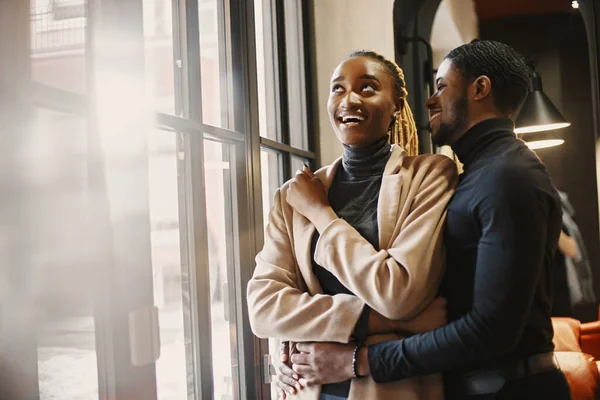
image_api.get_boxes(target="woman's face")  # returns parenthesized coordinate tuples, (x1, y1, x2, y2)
(327, 56, 400, 148)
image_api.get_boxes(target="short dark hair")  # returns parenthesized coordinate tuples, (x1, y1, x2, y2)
(444, 39, 531, 115)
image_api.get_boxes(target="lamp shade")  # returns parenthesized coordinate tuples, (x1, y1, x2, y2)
(519, 129, 565, 150)
(514, 72, 570, 134)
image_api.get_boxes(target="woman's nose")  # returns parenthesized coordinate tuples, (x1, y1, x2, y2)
(341, 90, 361, 107)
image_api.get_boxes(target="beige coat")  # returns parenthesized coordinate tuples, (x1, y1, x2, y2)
(247, 145, 458, 400)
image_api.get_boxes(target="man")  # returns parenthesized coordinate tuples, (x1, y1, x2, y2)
(279, 40, 571, 399)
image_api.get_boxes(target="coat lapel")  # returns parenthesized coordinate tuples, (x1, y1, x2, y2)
(377, 145, 406, 250)
(292, 156, 343, 295)
(293, 146, 405, 290)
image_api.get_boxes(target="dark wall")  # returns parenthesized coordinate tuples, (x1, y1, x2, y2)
(481, 13, 600, 321)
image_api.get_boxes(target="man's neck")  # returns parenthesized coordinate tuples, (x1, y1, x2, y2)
(448, 112, 508, 146)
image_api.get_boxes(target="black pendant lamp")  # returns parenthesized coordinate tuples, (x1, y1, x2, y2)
(514, 70, 570, 135)
(518, 130, 565, 150)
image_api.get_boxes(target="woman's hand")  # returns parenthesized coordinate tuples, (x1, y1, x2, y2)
(287, 166, 338, 232)
(287, 166, 328, 218)
(275, 341, 303, 399)
(290, 342, 357, 386)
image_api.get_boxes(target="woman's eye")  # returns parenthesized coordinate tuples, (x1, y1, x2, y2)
(362, 84, 375, 92)
(332, 84, 344, 93)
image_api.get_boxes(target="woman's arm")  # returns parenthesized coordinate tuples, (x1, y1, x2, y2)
(247, 188, 365, 343)
(311, 156, 458, 320)
(249, 157, 456, 342)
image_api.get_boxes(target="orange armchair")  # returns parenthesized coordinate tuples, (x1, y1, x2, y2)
(552, 317, 600, 400)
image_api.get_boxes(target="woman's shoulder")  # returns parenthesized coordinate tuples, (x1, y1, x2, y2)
(398, 153, 458, 185)
(407, 153, 455, 166)
(400, 152, 457, 172)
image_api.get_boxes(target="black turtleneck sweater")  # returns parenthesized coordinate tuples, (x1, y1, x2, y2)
(367, 118, 562, 393)
(313, 135, 391, 397)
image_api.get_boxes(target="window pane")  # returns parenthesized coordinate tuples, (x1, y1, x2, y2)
(199, 0, 229, 128)
(148, 128, 192, 400)
(284, 2, 308, 150)
(33, 108, 98, 400)
(255, 0, 280, 141)
(143, 0, 176, 114)
(259, 148, 283, 400)
(290, 155, 309, 177)
(30, 0, 87, 94)
(260, 149, 283, 231)
(204, 138, 242, 399)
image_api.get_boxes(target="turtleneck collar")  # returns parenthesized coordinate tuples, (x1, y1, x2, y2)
(451, 118, 516, 170)
(341, 134, 391, 178)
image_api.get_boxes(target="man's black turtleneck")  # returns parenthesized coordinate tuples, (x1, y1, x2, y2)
(366, 118, 562, 394)
(312, 134, 391, 397)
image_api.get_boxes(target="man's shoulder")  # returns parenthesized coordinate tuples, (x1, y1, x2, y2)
(478, 160, 530, 182)
(473, 159, 554, 205)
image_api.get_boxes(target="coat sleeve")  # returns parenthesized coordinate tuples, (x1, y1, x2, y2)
(314, 156, 458, 320)
(247, 188, 365, 343)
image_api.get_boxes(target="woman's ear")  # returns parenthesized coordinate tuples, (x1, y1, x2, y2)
(395, 97, 405, 113)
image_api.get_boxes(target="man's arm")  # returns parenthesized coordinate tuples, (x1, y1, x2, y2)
(365, 166, 560, 383)
(286, 167, 560, 387)
(366, 297, 448, 336)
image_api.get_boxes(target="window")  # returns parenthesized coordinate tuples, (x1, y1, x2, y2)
(283, 1, 309, 150)
(260, 149, 283, 230)
(147, 128, 190, 399)
(255, 0, 281, 142)
(144, 0, 176, 114)
(30, 0, 86, 94)
(203, 138, 243, 399)
(3, 0, 314, 399)
(255, 0, 315, 202)
(34, 108, 99, 400)
(254, 4, 315, 399)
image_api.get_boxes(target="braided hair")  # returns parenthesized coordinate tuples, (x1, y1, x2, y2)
(346, 50, 419, 156)
(444, 39, 531, 115)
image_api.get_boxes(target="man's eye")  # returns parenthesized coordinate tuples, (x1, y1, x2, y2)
(332, 84, 344, 93)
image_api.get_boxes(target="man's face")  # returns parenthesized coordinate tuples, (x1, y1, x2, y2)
(425, 59, 469, 146)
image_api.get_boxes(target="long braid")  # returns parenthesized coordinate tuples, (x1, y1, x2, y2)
(346, 50, 419, 156)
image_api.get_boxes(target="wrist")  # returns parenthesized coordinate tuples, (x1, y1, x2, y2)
(356, 346, 371, 377)
(368, 310, 399, 335)
(351, 344, 363, 378)
(311, 205, 337, 233)
(392, 319, 409, 332)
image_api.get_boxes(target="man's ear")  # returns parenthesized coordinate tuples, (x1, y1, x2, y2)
(472, 75, 492, 101)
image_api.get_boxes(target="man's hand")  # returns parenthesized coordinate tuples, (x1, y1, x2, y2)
(558, 230, 578, 259)
(275, 341, 302, 399)
(395, 297, 447, 334)
(286, 166, 337, 232)
(290, 342, 356, 386)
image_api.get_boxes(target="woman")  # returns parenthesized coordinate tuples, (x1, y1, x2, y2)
(247, 51, 458, 400)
